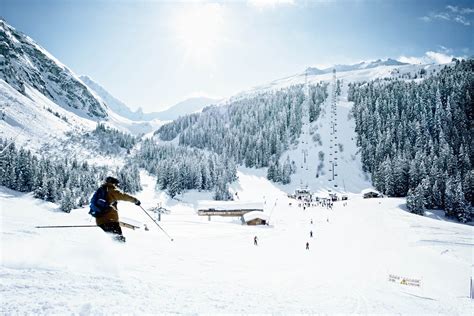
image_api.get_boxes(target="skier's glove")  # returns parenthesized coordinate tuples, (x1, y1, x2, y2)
(135, 200, 141, 206)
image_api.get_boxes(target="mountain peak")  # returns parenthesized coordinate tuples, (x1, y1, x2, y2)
(0, 19, 108, 119)
(303, 58, 408, 76)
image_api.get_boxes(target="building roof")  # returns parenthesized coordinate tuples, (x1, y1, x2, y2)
(361, 188, 381, 195)
(197, 200, 264, 211)
(243, 211, 270, 222)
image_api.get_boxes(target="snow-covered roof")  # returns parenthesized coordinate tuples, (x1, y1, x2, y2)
(197, 200, 264, 211)
(243, 211, 269, 222)
(361, 188, 381, 194)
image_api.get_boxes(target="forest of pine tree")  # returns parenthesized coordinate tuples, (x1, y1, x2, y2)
(134, 139, 237, 199)
(156, 84, 328, 184)
(348, 59, 473, 222)
(0, 138, 141, 212)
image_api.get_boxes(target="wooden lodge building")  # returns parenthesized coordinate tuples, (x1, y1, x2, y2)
(197, 200, 266, 225)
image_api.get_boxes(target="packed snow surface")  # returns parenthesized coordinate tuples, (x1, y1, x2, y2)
(1, 171, 472, 314)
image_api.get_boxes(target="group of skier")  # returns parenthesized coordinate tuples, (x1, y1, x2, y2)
(297, 200, 334, 210)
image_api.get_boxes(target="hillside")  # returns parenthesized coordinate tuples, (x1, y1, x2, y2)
(0, 20, 155, 155)
(155, 61, 448, 195)
(0, 20, 107, 119)
(1, 170, 472, 314)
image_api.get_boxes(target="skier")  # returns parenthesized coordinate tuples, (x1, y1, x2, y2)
(94, 176, 141, 242)
(306, 242, 310, 250)
(310, 230, 313, 238)
(254, 235, 258, 246)
(311, 219, 313, 224)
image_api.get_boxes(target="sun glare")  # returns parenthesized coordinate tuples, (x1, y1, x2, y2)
(172, 3, 225, 67)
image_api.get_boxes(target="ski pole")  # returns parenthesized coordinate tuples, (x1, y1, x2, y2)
(35, 225, 99, 228)
(138, 205, 174, 241)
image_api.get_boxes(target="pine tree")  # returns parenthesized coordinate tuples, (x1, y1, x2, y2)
(60, 189, 75, 213)
(406, 184, 425, 215)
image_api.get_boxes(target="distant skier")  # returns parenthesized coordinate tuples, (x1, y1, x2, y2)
(254, 236, 258, 246)
(310, 230, 313, 238)
(93, 176, 141, 242)
(306, 242, 310, 250)
(310, 219, 313, 224)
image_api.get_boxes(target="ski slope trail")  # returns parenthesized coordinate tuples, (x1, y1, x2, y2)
(281, 73, 371, 195)
(1, 170, 473, 314)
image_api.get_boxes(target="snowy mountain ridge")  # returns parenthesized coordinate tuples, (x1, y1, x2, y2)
(305, 58, 408, 75)
(224, 59, 443, 106)
(80, 75, 219, 122)
(0, 19, 108, 119)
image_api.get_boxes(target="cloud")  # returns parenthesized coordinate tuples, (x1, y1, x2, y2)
(425, 51, 454, 64)
(420, 16, 431, 22)
(454, 15, 470, 26)
(420, 4, 473, 26)
(461, 8, 474, 14)
(398, 50, 462, 65)
(247, 0, 296, 9)
(446, 5, 459, 13)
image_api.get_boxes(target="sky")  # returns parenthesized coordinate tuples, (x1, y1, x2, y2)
(1, 0, 473, 112)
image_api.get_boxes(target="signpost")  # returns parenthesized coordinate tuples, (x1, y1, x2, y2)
(388, 274, 421, 287)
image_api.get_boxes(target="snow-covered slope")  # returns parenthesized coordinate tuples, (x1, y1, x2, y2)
(0, 78, 96, 152)
(279, 78, 371, 194)
(0, 19, 107, 119)
(228, 60, 444, 103)
(0, 20, 161, 149)
(1, 170, 472, 314)
(217, 61, 447, 195)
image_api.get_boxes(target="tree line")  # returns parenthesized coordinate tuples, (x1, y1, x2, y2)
(134, 139, 237, 200)
(155, 84, 327, 184)
(348, 59, 473, 222)
(0, 138, 141, 212)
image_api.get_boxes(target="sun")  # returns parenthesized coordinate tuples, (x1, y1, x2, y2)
(172, 3, 225, 67)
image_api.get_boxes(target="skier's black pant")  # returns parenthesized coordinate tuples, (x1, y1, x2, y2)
(98, 222, 125, 242)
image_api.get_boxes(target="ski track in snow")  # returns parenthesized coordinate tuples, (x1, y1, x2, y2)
(1, 169, 473, 314)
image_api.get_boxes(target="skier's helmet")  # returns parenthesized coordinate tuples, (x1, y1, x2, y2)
(105, 176, 120, 185)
